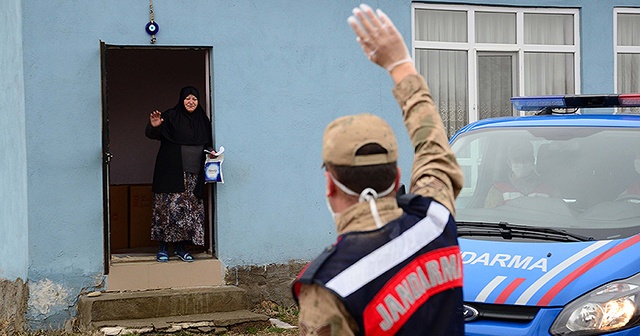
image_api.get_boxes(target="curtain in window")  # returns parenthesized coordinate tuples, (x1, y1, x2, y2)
(522, 14, 574, 95)
(618, 13, 640, 100)
(415, 9, 467, 42)
(476, 12, 516, 44)
(415, 7, 577, 126)
(524, 53, 574, 95)
(618, 54, 640, 93)
(478, 54, 514, 119)
(416, 49, 468, 137)
(618, 54, 640, 114)
(618, 13, 640, 46)
(524, 14, 573, 45)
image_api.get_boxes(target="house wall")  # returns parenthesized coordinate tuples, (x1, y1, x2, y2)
(13, 0, 640, 329)
(0, 0, 29, 333)
(18, 0, 414, 329)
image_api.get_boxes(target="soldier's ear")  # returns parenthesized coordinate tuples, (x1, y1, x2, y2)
(394, 166, 401, 191)
(325, 171, 337, 197)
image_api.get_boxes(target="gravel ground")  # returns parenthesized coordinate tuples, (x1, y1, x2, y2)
(225, 301, 299, 336)
(18, 301, 299, 336)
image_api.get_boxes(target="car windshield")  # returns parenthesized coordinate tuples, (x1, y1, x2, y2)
(451, 126, 640, 240)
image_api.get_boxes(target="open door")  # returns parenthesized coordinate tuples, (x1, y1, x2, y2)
(100, 44, 216, 268)
(100, 40, 112, 274)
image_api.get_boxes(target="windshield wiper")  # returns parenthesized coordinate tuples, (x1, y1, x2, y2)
(456, 221, 593, 242)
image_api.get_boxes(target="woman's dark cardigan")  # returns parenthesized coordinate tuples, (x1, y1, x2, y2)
(145, 115, 213, 199)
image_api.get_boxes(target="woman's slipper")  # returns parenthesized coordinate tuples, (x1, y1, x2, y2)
(174, 250, 194, 262)
(156, 251, 169, 262)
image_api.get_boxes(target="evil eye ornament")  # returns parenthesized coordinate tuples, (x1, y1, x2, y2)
(145, 21, 159, 35)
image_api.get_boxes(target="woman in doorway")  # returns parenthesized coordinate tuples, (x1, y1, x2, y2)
(145, 86, 214, 262)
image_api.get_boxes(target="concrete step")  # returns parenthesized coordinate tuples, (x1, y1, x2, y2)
(106, 257, 223, 291)
(78, 286, 269, 332)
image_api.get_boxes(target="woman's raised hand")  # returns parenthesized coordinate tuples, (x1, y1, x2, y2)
(149, 110, 163, 127)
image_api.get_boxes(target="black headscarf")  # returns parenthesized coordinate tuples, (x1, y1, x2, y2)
(158, 86, 211, 145)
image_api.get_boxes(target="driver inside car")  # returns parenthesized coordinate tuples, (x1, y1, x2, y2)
(484, 140, 556, 208)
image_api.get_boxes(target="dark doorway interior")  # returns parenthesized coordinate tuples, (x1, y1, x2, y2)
(104, 47, 215, 260)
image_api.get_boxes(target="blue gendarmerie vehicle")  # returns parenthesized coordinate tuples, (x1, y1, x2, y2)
(450, 94, 640, 335)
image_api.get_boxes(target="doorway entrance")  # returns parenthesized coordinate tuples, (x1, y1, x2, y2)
(100, 45, 216, 273)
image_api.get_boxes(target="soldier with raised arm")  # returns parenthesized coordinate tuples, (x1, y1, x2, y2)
(292, 4, 465, 335)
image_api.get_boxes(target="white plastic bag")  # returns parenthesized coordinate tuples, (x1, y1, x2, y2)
(204, 146, 224, 183)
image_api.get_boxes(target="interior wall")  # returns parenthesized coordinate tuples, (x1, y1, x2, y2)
(106, 48, 208, 185)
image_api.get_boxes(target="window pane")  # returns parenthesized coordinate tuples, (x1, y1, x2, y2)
(616, 53, 640, 113)
(618, 53, 640, 94)
(524, 14, 574, 45)
(478, 54, 515, 119)
(618, 13, 640, 46)
(476, 12, 516, 44)
(451, 137, 486, 207)
(416, 49, 468, 137)
(415, 9, 467, 42)
(524, 53, 574, 95)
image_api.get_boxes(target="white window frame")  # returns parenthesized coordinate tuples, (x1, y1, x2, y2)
(412, 3, 581, 124)
(614, 7, 640, 93)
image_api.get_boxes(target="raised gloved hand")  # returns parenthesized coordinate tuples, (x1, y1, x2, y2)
(348, 4, 412, 72)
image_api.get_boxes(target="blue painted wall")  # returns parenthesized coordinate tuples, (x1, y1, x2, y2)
(210, 1, 415, 266)
(0, 0, 28, 282)
(18, 0, 414, 328)
(11, 0, 640, 328)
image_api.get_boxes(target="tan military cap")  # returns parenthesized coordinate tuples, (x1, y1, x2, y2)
(322, 113, 398, 166)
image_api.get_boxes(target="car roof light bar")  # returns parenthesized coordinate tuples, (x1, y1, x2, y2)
(619, 93, 640, 106)
(510, 95, 565, 111)
(511, 94, 640, 111)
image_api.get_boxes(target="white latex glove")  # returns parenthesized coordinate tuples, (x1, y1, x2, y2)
(348, 4, 412, 72)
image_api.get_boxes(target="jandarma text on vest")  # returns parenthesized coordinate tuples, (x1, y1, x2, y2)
(364, 246, 463, 334)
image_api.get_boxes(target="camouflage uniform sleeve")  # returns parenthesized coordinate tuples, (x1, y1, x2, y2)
(297, 284, 358, 336)
(392, 74, 464, 215)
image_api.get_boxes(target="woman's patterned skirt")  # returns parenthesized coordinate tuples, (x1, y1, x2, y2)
(151, 172, 205, 245)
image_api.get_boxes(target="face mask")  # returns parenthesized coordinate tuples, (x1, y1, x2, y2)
(511, 163, 534, 179)
(326, 173, 395, 228)
(635, 159, 640, 174)
(325, 196, 338, 223)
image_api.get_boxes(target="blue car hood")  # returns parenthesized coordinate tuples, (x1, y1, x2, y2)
(460, 235, 640, 307)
